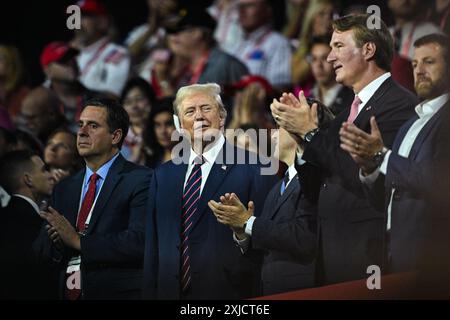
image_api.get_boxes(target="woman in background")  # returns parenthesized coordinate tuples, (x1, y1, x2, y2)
(120, 77, 157, 163)
(143, 97, 177, 168)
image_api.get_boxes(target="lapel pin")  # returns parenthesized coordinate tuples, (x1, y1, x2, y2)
(366, 106, 372, 111)
(221, 165, 227, 171)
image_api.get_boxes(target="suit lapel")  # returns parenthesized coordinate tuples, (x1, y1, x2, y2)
(269, 176, 299, 220)
(408, 106, 445, 159)
(353, 77, 393, 127)
(65, 170, 84, 228)
(189, 143, 233, 233)
(173, 161, 189, 227)
(392, 115, 419, 153)
(85, 155, 125, 234)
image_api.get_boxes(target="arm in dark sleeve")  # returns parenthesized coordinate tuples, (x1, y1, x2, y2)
(142, 173, 158, 299)
(251, 193, 317, 263)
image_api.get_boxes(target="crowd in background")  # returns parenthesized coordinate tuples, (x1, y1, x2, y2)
(1, 0, 450, 300)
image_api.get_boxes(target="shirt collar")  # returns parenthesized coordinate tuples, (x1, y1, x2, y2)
(12, 194, 40, 214)
(287, 164, 297, 181)
(188, 134, 226, 165)
(416, 93, 449, 118)
(84, 152, 120, 186)
(356, 72, 391, 104)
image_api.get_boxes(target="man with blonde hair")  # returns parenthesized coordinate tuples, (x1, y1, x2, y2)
(143, 83, 277, 300)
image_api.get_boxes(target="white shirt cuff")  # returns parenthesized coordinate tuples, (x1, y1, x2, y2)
(379, 150, 392, 175)
(359, 167, 380, 186)
(245, 216, 256, 236)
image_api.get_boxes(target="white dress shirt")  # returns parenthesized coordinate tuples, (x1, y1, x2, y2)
(355, 72, 391, 117)
(184, 134, 226, 194)
(361, 93, 449, 230)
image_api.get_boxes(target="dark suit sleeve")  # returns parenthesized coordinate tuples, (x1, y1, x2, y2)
(142, 173, 158, 299)
(302, 85, 417, 196)
(33, 184, 67, 265)
(80, 170, 152, 266)
(249, 163, 279, 217)
(251, 194, 317, 262)
(387, 137, 450, 207)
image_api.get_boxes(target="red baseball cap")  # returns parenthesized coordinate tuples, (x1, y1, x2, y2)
(40, 42, 79, 69)
(230, 75, 274, 96)
(76, 0, 108, 16)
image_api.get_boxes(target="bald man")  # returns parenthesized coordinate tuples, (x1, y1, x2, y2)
(20, 86, 68, 145)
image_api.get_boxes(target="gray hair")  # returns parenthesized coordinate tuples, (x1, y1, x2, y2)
(173, 83, 227, 119)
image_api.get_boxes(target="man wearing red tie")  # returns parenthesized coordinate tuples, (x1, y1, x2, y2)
(36, 98, 152, 299)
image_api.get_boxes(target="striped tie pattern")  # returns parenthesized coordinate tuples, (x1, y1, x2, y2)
(180, 157, 203, 293)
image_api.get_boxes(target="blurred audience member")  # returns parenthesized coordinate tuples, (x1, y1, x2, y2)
(0, 45, 30, 120)
(44, 129, 83, 183)
(120, 77, 156, 163)
(143, 97, 177, 168)
(41, 42, 94, 133)
(14, 129, 44, 156)
(166, 9, 249, 90)
(20, 86, 67, 146)
(125, 0, 179, 71)
(0, 150, 56, 299)
(308, 36, 353, 115)
(0, 106, 14, 131)
(389, 0, 441, 92)
(291, 0, 335, 90)
(433, 0, 450, 35)
(208, 0, 243, 51)
(227, 75, 275, 131)
(282, 0, 310, 42)
(227, 0, 292, 89)
(72, 0, 130, 97)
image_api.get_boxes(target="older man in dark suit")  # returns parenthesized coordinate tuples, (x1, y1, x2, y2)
(271, 14, 418, 284)
(142, 83, 277, 300)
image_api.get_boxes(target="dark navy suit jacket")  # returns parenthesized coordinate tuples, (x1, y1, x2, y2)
(34, 154, 152, 299)
(142, 142, 278, 300)
(251, 164, 317, 295)
(380, 101, 450, 273)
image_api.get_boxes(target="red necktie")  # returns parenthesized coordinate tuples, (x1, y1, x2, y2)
(347, 95, 362, 123)
(76, 173, 98, 232)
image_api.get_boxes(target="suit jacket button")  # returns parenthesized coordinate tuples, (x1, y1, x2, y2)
(323, 183, 327, 188)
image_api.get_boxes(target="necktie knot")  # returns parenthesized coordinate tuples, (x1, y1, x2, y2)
(90, 173, 99, 183)
(193, 156, 205, 166)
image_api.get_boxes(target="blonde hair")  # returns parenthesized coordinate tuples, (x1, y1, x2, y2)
(0, 45, 25, 93)
(173, 83, 227, 119)
(292, 0, 334, 84)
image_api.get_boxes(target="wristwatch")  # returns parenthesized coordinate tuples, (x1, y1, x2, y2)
(303, 128, 320, 143)
(372, 147, 389, 167)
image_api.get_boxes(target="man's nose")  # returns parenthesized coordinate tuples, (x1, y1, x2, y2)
(194, 109, 204, 120)
(327, 50, 335, 63)
(78, 125, 89, 136)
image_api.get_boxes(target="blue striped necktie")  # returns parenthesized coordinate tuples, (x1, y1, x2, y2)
(180, 157, 204, 293)
(280, 169, 290, 195)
